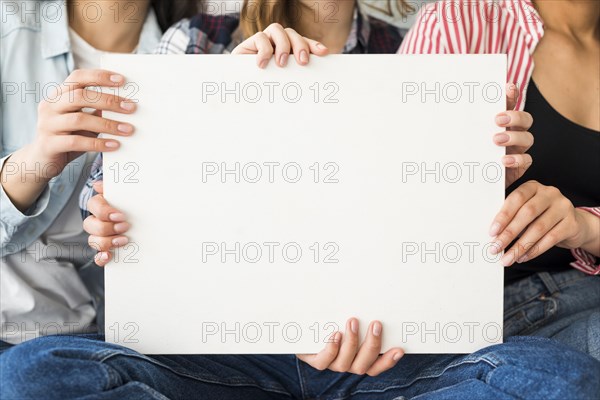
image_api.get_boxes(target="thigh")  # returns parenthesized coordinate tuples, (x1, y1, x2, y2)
(0, 334, 300, 400)
(297, 337, 600, 400)
(503, 270, 600, 358)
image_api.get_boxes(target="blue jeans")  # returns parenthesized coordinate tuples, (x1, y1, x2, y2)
(2, 335, 599, 399)
(503, 269, 600, 359)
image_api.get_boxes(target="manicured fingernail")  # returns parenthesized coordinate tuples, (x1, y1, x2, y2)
(393, 352, 403, 361)
(112, 236, 129, 247)
(489, 241, 503, 255)
(333, 332, 342, 343)
(109, 212, 127, 222)
(503, 156, 516, 166)
(316, 42, 326, 50)
(117, 124, 133, 134)
(110, 74, 124, 83)
(350, 319, 358, 334)
(501, 251, 515, 266)
(279, 53, 288, 66)
(113, 222, 130, 234)
(517, 255, 528, 263)
(104, 141, 119, 149)
(259, 59, 269, 69)
(372, 322, 382, 337)
(97, 252, 109, 261)
(496, 113, 511, 125)
(494, 133, 510, 144)
(120, 101, 135, 111)
(299, 50, 309, 64)
(489, 222, 501, 236)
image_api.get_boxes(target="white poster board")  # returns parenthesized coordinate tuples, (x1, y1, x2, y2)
(101, 54, 506, 354)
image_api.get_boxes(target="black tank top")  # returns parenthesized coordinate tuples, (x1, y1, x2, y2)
(504, 80, 600, 284)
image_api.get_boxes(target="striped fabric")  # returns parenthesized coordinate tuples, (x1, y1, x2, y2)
(398, 0, 599, 274)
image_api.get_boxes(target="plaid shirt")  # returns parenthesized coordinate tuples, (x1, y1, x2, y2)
(80, 10, 404, 218)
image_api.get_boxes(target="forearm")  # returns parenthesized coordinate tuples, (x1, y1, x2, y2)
(0, 145, 50, 213)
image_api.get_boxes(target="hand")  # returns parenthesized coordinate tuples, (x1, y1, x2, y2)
(296, 318, 403, 376)
(83, 181, 130, 266)
(32, 69, 136, 179)
(232, 23, 329, 68)
(493, 83, 534, 188)
(489, 180, 593, 266)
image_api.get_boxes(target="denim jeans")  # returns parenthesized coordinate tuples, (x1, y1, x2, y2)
(1, 334, 599, 399)
(503, 269, 600, 360)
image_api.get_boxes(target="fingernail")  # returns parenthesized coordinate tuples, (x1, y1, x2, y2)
(316, 42, 326, 50)
(333, 332, 342, 343)
(503, 156, 516, 166)
(120, 101, 136, 111)
(496, 113, 511, 125)
(279, 53, 288, 66)
(299, 50, 309, 64)
(350, 319, 358, 334)
(372, 322, 382, 337)
(259, 59, 269, 69)
(489, 222, 501, 236)
(104, 141, 119, 149)
(113, 222, 130, 234)
(112, 236, 129, 247)
(393, 351, 403, 362)
(117, 124, 133, 134)
(489, 240, 503, 255)
(494, 133, 510, 144)
(97, 252, 109, 261)
(110, 74, 124, 83)
(517, 255, 528, 263)
(501, 251, 515, 266)
(109, 212, 127, 222)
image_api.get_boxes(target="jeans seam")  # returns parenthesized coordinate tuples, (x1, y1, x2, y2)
(99, 352, 293, 397)
(346, 358, 498, 397)
(295, 356, 309, 400)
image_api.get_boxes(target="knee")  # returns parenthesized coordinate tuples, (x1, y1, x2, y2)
(0, 335, 112, 400)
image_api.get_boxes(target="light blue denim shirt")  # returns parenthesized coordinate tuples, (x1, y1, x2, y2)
(0, 1, 161, 256)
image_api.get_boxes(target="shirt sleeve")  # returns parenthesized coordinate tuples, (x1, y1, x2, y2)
(570, 207, 600, 275)
(0, 154, 52, 248)
(398, 2, 446, 55)
(154, 19, 191, 55)
(79, 153, 103, 220)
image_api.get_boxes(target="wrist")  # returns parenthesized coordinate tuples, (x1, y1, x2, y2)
(574, 208, 600, 256)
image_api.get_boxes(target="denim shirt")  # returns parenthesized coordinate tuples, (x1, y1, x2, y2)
(0, 1, 161, 256)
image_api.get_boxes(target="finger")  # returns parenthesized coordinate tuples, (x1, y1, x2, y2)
(88, 234, 129, 252)
(263, 23, 291, 67)
(502, 153, 533, 174)
(505, 82, 519, 111)
(55, 112, 134, 137)
(493, 131, 534, 151)
(93, 180, 104, 195)
(284, 28, 311, 65)
(64, 69, 125, 90)
(53, 89, 136, 115)
(83, 215, 130, 237)
(495, 110, 533, 132)
(296, 331, 342, 371)
(517, 219, 573, 263)
(87, 193, 127, 222)
(349, 321, 382, 375)
(489, 181, 540, 240)
(493, 193, 553, 259)
(502, 207, 562, 266)
(49, 135, 121, 153)
(365, 348, 404, 377)
(94, 250, 113, 267)
(232, 33, 274, 68)
(328, 318, 360, 372)
(304, 37, 329, 56)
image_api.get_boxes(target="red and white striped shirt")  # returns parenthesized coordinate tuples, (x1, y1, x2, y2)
(398, 0, 600, 275)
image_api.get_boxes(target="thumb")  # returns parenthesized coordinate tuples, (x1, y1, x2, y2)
(506, 83, 519, 110)
(92, 180, 104, 195)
